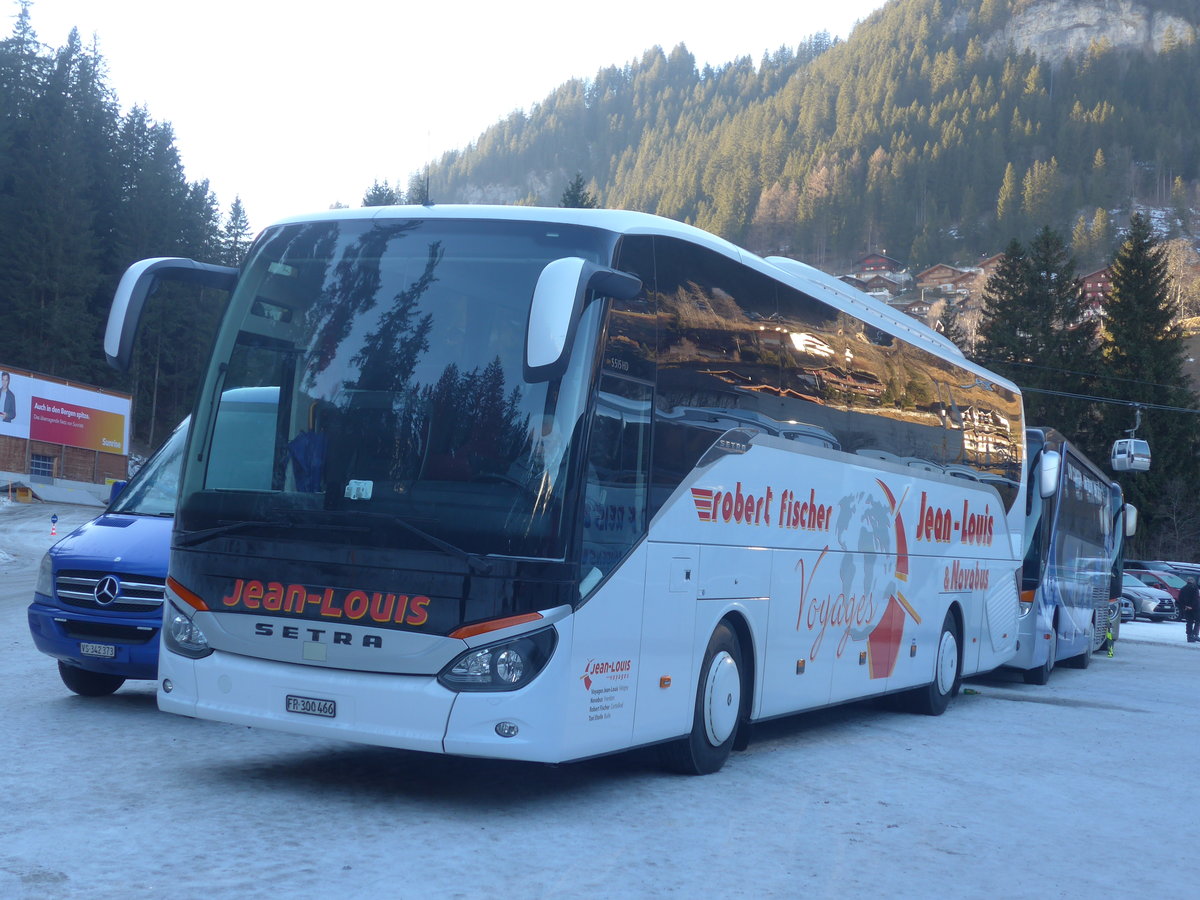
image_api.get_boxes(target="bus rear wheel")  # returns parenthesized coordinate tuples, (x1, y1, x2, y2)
(661, 622, 743, 775)
(907, 610, 961, 716)
(58, 661, 124, 697)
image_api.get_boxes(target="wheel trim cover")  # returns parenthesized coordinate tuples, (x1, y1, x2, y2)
(703, 651, 740, 745)
(935, 629, 959, 695)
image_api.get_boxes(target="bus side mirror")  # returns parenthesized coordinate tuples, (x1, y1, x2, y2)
(1124, 503, 1138, 537)
(107, 480, 127, 505)
(524, 257, 642, 382)
(1038, 450, 1060, 499)
(105, 258, 238, 372)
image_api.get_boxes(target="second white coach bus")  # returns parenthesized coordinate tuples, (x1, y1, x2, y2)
(106, 206, 1026, 773)
(1012, 428, 1130, 684)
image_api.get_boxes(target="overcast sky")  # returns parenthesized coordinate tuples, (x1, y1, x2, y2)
(21, 0, 885, 233)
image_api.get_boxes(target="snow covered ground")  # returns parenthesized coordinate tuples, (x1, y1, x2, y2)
(3, 498, 1199, 898)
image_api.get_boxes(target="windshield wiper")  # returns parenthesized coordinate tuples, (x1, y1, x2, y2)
(355, 511, 494, 575)
(175, 518, 298, 547)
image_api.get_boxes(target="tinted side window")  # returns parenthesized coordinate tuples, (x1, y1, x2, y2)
(773, 280, 1023, 509)
(608, 235, 657, 383)
(581, 375, 653, 585)
(651, 238, 777, 509)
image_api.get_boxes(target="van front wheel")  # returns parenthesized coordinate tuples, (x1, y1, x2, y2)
(58, 661, 124, 697)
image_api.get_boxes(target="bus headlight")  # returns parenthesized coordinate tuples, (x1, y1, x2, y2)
(438, 627, 557, 692)
(35, 552, 54, 597)
(163, 602, 213, 659)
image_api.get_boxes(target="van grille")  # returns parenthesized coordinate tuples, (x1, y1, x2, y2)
(60, 621, 158, 644)
(55, 570, 166, 613)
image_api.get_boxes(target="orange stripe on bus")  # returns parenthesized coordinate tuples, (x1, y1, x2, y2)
(167, 575, 209, 611)
(450, 612, 543, 639)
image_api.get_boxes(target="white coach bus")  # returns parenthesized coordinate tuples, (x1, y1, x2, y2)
(1012, 428, 1131, 684)
(106, 206, 1026, 774)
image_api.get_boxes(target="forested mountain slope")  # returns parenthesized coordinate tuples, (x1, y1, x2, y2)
(425, 0, 1199, 270)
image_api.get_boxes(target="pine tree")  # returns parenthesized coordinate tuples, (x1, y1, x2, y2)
(560, 173, 597, 208)
(406, 170, 431, 205)
(977, 229, 1098, 440)
(361, 180, 400, 207)
(220, 196, 252, 266)
(1026, 226, 1098, 439)
(1103, 212, 1199, 553)
(977, 239, 1036, 364)
(995, 162, 1020, 239)
(936, 298, 969, 351)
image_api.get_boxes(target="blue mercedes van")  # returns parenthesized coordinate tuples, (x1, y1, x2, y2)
(27, 418, 187, 695)
(27, 385, 281, 696)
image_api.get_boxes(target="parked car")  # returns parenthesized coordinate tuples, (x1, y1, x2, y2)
(26, 418, 186, 695)
(1162, 561, 1200, 580)
(1121, 574, 1177, 622)
(1126, 559, 1200, 582)
(1119, 596, 1135, 622)
(1125, 568, 1187, 604)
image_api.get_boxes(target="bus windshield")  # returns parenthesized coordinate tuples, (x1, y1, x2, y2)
(179, 217, 616, 560)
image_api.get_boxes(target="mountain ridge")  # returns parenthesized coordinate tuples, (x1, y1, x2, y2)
(423, 0, 1199, 270)
(981, 0, 1197, 64)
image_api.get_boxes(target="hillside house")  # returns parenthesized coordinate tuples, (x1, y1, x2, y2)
(898, 298, 933, 322)
(916, 263, 967, 291)
(861, 273, 906, 298)
(1081, 266, 1113, 318)
(853, 252, 905, 276)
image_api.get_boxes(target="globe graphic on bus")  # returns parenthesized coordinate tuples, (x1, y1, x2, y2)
(835, 486, 909, 679)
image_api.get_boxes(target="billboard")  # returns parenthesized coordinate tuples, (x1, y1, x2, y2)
(0, 365, 131, 455)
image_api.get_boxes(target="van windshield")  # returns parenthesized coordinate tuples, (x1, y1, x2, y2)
(110, 421, 188, 517)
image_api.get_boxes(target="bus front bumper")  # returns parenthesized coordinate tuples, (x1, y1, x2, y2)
(157, 642, 572, 762)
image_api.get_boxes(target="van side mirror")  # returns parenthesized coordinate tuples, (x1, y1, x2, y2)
(108, 480, 128, 505)
(524, 257, 642, 382)
(1037, 450, 1061, 499)
(105, 258, 238, 372)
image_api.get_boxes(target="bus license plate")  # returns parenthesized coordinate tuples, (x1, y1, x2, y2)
(285, 694, 336, 718)
(79, 642, 116, 658)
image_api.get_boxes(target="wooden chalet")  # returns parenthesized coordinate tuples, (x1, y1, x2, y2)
(853, 252, 906, 277)
(1081, 266, 1114, 305)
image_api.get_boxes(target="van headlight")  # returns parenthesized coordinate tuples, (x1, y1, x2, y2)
(438, 628, 557, 692)
(35, 552, 54, 597)
(163, 601, 213, 658)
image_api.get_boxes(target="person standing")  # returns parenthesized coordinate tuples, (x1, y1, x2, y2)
(1179, 575, 1200, 642)
(0, 371, 16, 423)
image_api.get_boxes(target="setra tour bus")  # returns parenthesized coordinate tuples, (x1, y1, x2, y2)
(105, 206, 1026, 774)
(1012, 428, 1133, 684)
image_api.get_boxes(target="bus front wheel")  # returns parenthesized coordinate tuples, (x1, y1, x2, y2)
(662, 622, 743, 775)
(1023, 626, 1056, 685)
(1065, 614, 1095, 669)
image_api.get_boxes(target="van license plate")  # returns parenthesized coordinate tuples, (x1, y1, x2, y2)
(80, 642, 116, 658)
(285, 694, 336, 718)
